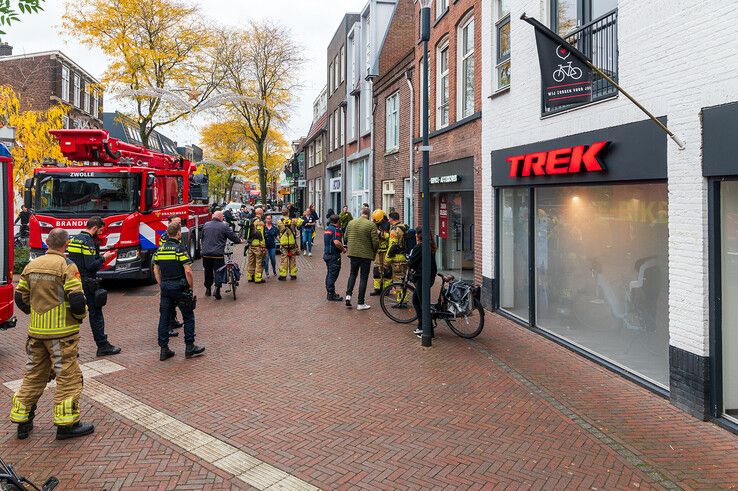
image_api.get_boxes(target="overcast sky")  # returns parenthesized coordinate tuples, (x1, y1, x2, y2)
(3, 0, 368, 146)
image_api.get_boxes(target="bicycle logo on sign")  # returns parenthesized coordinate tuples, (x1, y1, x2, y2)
(552, 45, 583, 83)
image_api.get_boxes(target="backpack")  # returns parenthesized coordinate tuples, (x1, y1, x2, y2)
(446, 281, 474, 316)
(405, 228, 417, 254)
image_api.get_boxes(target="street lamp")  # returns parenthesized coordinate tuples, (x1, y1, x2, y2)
(419, 0, 433, 347)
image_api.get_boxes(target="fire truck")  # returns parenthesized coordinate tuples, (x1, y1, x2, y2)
(0, 143, 15, 330)
(24, 129, 211, 282)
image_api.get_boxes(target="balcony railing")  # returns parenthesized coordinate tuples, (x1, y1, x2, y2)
(543, 9, 618, 115)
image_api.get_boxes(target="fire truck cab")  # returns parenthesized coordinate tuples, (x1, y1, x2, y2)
(0, 142, 15, 330)
(25, 129, 211, 282)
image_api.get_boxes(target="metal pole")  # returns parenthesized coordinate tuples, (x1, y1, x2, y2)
(420, 6, 432, 347)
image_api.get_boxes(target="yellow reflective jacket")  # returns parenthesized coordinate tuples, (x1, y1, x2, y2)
(16, 250, 87, 339)
(249, 217, 266, 247)
(278, 217, 303, 248)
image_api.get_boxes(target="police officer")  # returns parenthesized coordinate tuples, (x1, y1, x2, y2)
(386, 211, 410, 298)
(277, 207, 303, 280)
(160, 216, 184, 338)
(323, 214, 346, 301)
(370, 209, 391, 296)
(11, 228, 95, 441)
(153, 221, 205, 361)
(245, 207, 266, 283)
(67, 216, 121, 357)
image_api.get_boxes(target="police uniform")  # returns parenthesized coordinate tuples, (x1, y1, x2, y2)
(277, 215, 303, 280)
(246, 216, 266, 283)
(323, 223, 342, 299)
(10, 250, 88, 433)
(387, 222, 409, 299)
(154, 238, 196, 350)
(67, 231, 108, 349)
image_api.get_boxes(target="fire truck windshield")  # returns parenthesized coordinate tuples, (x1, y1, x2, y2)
(35, 173, 139, 215)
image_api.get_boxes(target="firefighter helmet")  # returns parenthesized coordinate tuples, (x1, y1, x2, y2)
(372, 209, 386, 223)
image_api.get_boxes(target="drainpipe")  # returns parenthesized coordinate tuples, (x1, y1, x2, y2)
(368, 77, 376, 209)
(405, 70, 414, 227)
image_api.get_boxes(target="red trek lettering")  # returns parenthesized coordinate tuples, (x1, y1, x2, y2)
(506, 155, 525, 177)
(581, 141, 607, 171)
(545, 147, 572, 174)
(522, 152, 547, 177)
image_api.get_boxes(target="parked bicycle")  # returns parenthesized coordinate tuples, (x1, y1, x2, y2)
(0, 456, 58, 490)
(219, 242, 241, 301)
(380, 269, 485, 338)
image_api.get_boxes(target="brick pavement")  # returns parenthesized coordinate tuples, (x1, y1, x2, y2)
(0, 240, 737, 489)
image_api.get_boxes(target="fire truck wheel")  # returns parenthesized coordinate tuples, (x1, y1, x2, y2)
(188, 233, 197, 259)
(146, 254, 157, 285)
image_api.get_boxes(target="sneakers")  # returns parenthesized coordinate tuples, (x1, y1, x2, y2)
(160, 347, 175, 361)
(56, 421, 95, 440)
(357, 304, 371, 311)
(302, 251, 307, 256)
(413, 328, 423, 335)
(345, 295, 352, 307)
(185, 343, 205, 359)
(96, 343, 121, 357)
(308, 252, 312, 257)
(327, 294, 343, 301)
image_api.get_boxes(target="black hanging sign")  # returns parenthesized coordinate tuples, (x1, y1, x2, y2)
(524, 15, 593, 108)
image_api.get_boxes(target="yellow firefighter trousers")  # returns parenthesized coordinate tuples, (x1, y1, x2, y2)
(279, 247, 298, 279)
(373, 251, 392, 292)
(10, 334, 83, 426)
(390, 259, 409, 302)
(247, 246, 265, 282)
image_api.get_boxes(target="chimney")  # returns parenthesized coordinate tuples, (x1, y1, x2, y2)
(0, 42, 13, 56)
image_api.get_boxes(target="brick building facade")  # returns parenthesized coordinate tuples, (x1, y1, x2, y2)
(0, 48, 103, 129)
(411, 0, 482, 284)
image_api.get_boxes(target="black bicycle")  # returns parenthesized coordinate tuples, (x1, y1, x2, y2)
(380, 269, 485, 339)
(223, 244, 239, 301)
(0, 456, 58, 490)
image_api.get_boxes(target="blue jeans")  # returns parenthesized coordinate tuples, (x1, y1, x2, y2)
(302, 228, 314, 253)
(263, 247, 277, 274)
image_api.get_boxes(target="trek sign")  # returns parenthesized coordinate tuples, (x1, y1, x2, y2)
(506, 141, 608, 178)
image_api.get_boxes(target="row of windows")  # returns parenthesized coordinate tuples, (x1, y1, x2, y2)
(60, 64, 101, 118)
(328, 46, 346, 95)
(306, 136, 324, 169)
(329, 107, 345, 153)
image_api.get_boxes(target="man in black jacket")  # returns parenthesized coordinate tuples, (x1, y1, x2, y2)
(201, 211, 241, 299)
(406, 226, 437, 337)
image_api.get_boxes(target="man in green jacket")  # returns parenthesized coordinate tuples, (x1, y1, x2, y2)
(338, 206, 353, 244)
(344, 208, 379, 310)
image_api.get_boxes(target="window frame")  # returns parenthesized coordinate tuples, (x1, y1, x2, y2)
(457, 14, 475, 120)
(382, 179, 395, 213)
(495, 5, 511, 91)
(73, 74, 80, 107)
(61, 65, 70, 102)
(436, 0, 449, 19)
(385, 91, 400, 153)
(83, 82, 91, 113)
(436, 41, 450, 129)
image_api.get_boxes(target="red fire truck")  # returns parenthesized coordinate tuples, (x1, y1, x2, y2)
(0, 143, 16, 330)
(24, 129, 211, 282)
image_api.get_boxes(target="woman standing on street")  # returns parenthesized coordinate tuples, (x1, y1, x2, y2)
(262, 214, 279, 278)
(301, 208, 317, 256)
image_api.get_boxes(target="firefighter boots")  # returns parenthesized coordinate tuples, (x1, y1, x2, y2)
(56, 421, 94, 440)
(16, 404, 36, 440)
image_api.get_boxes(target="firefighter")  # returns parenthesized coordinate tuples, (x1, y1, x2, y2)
(386, 211, 410, 298)
(370, 209, 391, 296)
(277, 207, 303, 280)
(154, 221, 204, 361)
(10, 228, 95, 441)
(246, 207, 266, 283)
(66, 216, 121, 357)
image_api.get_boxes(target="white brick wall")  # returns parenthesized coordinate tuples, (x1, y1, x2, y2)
(482, 0, 738, 357)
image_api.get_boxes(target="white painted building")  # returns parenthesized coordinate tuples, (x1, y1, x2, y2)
(481, 0, 738, 424)
(345, 0, 398, 218)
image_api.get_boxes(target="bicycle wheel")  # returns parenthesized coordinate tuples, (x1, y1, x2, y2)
(380, 282, 417, 324)
(229, 269, 237, 300)
(445, 299, 485, 339)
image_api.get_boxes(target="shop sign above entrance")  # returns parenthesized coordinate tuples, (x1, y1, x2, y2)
(430, 174, 461, 184)
(506, 141, 608, 178)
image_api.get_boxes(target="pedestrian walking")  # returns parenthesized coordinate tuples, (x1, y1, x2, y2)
(370, 209, 392, 296)
(344, 208, 379, 310)
(277, 207, 303, 280)
(309, 204, 319, 227)
(201, 210, 241, 300)
(245, 207, 266, 283)
(10, 228, 94, 440)
(324, 214, 346, 301)
(302, 208, 316, 256)
(262, 214, 279, 278)
(153, 221, 204, 361)
(66, 216, 121, 357)
(406, 226, 438, 337)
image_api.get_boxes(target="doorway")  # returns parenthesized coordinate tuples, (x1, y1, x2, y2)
(432, 191, 474, 281)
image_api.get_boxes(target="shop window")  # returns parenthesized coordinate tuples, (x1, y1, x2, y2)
(499, 188, 529, 320)
(382, 180, 395, 213)
(721, 181, 738, 421)
(535, 183, 669, 386)
(457, 15, 475, 120)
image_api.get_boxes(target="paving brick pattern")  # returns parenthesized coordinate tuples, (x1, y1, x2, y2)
(0, 239, 737, 489)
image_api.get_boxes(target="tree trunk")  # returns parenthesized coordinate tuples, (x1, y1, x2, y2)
(257, 140, 268, 205)
(138, 121, 150, 148)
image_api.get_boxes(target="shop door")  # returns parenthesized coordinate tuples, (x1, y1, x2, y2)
(434, 192, 473, 281)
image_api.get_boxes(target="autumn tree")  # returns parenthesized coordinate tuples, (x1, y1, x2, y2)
(0, 86, 68, 192)
(219, 22, 303, 203)
(62, 0, 224, 147)
(199, 120, 251, 203)
(0, 1, 45, 34)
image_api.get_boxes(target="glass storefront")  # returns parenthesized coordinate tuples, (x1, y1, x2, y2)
(721, 181, 738, 422)
(349, 159, 368, 218)
(498, 183, 669, 387)
(432, 191, 474, 281)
